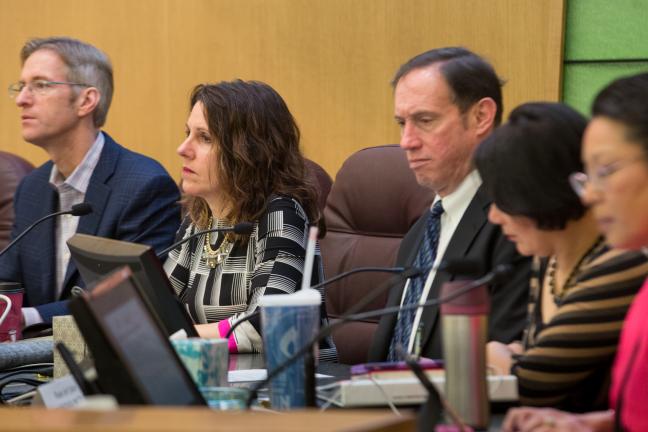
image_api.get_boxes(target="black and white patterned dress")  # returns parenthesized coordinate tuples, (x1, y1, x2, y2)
(164, 195, 337, 361)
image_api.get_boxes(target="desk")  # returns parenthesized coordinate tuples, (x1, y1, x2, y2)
(0, 407, 414, 432)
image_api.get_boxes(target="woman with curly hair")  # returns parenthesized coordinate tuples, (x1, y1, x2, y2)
(164, 80, 336, 361)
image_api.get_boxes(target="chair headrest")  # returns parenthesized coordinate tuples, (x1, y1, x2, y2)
(324, 145, 434, 236)
(0, 151, 34, 180)
(304, 158, 333, 212)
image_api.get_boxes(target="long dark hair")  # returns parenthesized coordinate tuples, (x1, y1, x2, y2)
(183, 80, 319, 233)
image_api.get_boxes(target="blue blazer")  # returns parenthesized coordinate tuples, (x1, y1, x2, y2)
(0, 133, 181, 322)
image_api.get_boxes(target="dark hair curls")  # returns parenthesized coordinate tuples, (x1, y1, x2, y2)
(183, 80, 320, 235)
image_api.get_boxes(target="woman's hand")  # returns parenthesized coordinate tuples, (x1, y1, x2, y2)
(502, 407, 612, 432)
(503, 407, 586, 431)
(487, 340, 516, 375)
(507, 341, 523, 355)
(195, 323, 222, 339)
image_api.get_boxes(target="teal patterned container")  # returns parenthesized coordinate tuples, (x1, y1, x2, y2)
(172, 338, 229, 388)
(200, 387, 248, 410)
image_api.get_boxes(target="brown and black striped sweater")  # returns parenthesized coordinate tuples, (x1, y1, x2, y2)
(512, 242, 648, 412)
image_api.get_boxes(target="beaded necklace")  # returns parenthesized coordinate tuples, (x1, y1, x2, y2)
(546, 236, 604, 304)
(202, 217, 233, 268)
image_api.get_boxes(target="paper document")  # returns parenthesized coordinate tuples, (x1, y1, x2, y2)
(228, 369, 331, 383)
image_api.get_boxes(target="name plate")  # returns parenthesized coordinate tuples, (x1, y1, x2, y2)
(35, 375, 86, 408)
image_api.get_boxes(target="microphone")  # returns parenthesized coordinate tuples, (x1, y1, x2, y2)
(156, 222, 255, 258)
(245, 262, 515, 407)
(68, 203, 93, 217)
(343, 264, 514, 322)
(225, 258, 484, 339)
(0, 203, 93, 258)
(56, 342, 101, 396)
(223, 266, 421, 339)
(316, 258, 486, 331)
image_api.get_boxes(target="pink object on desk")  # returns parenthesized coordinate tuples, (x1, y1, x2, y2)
(351, 358, 443, 374)
(435, 425, 474, 432)
(0, 282, 23, 342)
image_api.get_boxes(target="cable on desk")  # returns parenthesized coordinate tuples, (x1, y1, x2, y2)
(5, 390, 36, 405)
(0, 364, 53, 405)
(2, 362, 53, 372)
(0, 377, 44, 405)
(317, 385, 342, 411)
(369, 376, 401, 416)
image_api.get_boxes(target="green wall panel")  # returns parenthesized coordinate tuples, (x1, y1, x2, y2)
(563, 62, 648, 115)
(565, 0, 648, 60)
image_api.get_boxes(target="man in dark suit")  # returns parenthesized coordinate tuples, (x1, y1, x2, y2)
(368, 47, 530, 361)
(0, 37, 180, 324)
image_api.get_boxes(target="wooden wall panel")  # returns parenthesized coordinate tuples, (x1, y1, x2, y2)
(0, 0, 564, 179)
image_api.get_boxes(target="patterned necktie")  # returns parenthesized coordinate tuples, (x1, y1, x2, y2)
(388, 200, 444, 361)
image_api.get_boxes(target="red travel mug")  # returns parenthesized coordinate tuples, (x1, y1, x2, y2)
(0, 282, 23, 342)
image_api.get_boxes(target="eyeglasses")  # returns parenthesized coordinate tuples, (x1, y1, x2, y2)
(8, 80, 90, 98)
(569, 155, 645, 197)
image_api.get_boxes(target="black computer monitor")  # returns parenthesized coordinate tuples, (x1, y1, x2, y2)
(69, 267, 205, 405)
(67, 234, 198, 338)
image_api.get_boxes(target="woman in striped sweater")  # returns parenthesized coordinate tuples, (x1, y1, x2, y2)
(502, 72, 648, 432)
(473, 102, 648, 412)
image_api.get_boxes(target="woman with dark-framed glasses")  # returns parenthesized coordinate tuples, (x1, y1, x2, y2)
(503, 73, 648, 432)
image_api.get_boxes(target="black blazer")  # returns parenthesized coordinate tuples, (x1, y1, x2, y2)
(368, 186, 531, 361)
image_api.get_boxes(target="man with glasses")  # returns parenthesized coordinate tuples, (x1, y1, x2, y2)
(0, 37, 180, 326)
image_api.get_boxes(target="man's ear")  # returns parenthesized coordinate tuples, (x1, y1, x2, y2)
(76, 87, 101, 120)
(471, 97, 497, 137)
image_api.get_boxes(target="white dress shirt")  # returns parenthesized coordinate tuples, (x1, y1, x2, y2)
(22, 133, 104, 327)
(400, 169, 482, 353)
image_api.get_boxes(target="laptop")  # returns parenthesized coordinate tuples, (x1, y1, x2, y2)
(69, 266, 206, 405)
(67, 234, 198, 338)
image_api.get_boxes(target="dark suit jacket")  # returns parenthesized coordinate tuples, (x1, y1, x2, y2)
(368, 186, 531, 361)
(0, 133, 181, 322)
